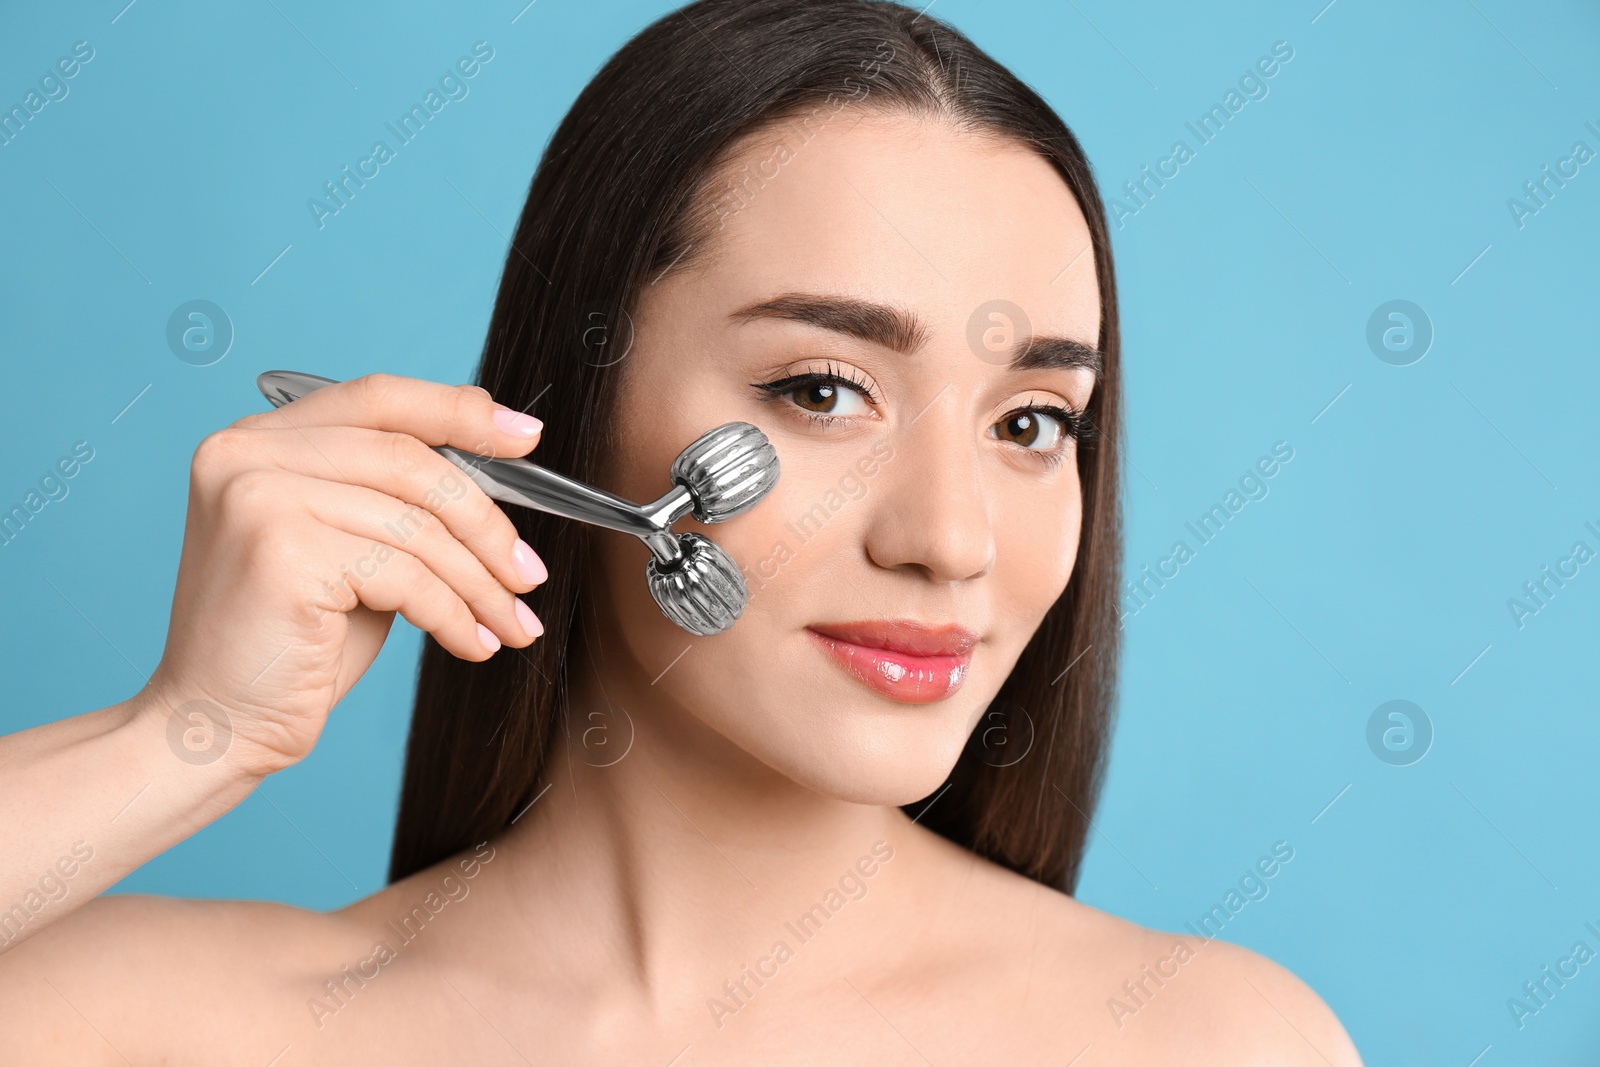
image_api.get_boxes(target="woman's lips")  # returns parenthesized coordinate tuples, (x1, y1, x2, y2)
(804, 622, 975, 704)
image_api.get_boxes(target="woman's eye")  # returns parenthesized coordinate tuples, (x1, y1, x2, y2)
(785, 379, 872, 417)
(753, 367, 879, 420)
(993, 408, 1072, 453)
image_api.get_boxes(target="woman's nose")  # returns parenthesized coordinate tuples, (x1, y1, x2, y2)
(860, 390, 995, 584)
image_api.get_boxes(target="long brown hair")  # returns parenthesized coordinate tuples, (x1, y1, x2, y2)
(389, 0, 1123, 894)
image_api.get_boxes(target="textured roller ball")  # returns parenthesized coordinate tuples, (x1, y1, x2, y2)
(647, 533, 749, 637)
(672, 421, 780, 524)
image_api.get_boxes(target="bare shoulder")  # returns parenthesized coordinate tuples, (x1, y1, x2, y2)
(1161, 933, 1363, 1066)
(0, 888, 392, 1064)
(0, 838, 501, 1065)
(905, 830, 1361, 1065)
(1029, 881, 1362, 1065)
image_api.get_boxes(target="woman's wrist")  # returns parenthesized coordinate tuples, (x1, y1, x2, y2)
(119, 683, 273, 799)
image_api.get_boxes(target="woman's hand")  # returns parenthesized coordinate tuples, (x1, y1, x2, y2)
(138, 372, 548, 779)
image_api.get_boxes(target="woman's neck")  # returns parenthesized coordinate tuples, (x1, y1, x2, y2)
(486, 648, 920, 1013)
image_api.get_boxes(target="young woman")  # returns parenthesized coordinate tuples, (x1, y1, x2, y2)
(0, 1, 1362, 1062)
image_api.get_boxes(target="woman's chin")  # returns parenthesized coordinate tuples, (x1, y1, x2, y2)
(730, 714, 973, 809)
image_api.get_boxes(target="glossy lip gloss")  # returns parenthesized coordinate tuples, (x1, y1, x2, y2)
(805, 621, 976, 704)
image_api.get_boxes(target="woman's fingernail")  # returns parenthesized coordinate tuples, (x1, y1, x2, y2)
(493, 408, 543, 437)
(477, 623, 501, 654)
(515, 597, 544, 640)
(511, 538, 548, 585)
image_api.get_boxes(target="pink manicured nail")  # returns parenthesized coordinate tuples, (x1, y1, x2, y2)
(515, 598, 544, 640)
(477, 623, 501, 654)
(493, 408, 543, 436)
(511, 538, 547, 585)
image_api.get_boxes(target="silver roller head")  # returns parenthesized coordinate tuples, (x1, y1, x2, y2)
(672, 421, 780, 524)
(647, 533, 749, 637)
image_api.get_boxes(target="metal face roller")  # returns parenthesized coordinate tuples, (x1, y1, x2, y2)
(256, 371, 780, 636)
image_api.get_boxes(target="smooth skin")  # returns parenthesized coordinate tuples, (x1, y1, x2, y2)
(0, 108, 1363, 1064)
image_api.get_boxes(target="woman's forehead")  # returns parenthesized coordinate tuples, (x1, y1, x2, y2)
(687, 108, 1101, 347)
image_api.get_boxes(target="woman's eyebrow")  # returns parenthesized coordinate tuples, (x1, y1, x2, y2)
(728, 291, 1101, 376)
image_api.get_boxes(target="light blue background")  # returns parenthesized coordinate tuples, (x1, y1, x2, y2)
(2, 1, 1596, 1062)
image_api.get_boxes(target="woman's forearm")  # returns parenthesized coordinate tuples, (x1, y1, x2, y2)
(0, 375, 546, 957)
(0, 689, 261, 954)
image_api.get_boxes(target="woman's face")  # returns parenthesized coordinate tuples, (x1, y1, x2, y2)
(588, 108, 1101, 805)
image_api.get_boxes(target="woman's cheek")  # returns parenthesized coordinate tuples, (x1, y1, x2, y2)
(999, 481, 1081, 621)
(720, 460, 828, 598)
